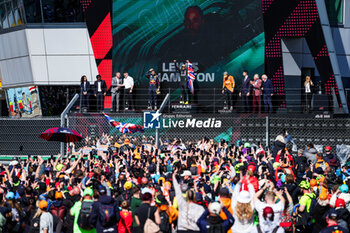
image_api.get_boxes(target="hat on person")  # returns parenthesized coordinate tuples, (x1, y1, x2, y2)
(55, 192, 63, 200)
(181, 170, 192, 177)
(273, 162, 281, 169)
(181, 64, 186, 67)
(299, 180, 310, 190)
(124, 181, 133, 190)
(141, 187, 152, 195)
(156, 194, 168, 205)
(39, 200, 48, 210)
(263, 206, 274, 220)
(319, 192, 328, 201)
(223, 72, 228, 76)
(56, 164, 64, 172)
(237, 191, 251, 203)
(328, 208, 338, 219)
(298, 149, 304, 154)
(280, 174, 286, 183)
(6, 192, 15, 200)
(325, 146, 331, 152)
(335, 198, 345, 208)
(83, 188, 93, 197)
(244, 142, 251, 148)
(209, 202, 222, 215)
(340, 184, 349, 193)
(248, 164, 256, 172)
(98, 185, 107, 195)
(310, 179, 317, 188)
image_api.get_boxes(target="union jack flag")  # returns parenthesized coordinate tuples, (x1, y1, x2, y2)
(103, 113, 144, 134)
(187, 61, 195, 94)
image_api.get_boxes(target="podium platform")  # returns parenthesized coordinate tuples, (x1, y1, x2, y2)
(170, 103, 199, 113)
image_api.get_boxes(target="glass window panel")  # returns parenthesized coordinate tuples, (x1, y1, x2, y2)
(325, 0, 344, 25)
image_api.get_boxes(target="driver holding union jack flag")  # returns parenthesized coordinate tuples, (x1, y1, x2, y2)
(174, 59, 195, 104)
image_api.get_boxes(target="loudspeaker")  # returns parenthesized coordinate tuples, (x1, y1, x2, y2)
(313, 94, 331, 111)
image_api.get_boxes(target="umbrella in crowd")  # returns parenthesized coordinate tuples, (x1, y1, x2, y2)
(40, 127, 84, 143)
(103, 112, 144, 134)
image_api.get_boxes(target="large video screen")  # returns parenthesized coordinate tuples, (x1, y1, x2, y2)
(112, 0, 264, 107)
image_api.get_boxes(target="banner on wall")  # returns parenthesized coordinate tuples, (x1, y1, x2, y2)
(6, 86, 42, 118)
(112, 0, 265, 107)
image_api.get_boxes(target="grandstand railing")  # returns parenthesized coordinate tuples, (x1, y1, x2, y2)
(75, 87, 342, 114)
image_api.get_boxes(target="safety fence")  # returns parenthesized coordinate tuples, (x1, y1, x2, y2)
(0, 114, 349, 156)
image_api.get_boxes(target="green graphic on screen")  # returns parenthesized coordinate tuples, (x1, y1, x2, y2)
(112, 0, 264, 107)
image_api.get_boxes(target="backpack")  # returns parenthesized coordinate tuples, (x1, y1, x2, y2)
(207, 223, 225, 233)
(98, 203, 117, 227)
(280, 211, 293, 232)
(29, 216, 40, 233)
(144, 207, 160, 233)
(294, 194, 317, 227)
(77, 201, 94, 230)
(257, 225, 280, 233)
(159, 210, 171, 233)
(50, 205, 66, 221)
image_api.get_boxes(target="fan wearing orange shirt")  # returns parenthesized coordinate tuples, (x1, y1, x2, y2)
(222, 72, 235, 110)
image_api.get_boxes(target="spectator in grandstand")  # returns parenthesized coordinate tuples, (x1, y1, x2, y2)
(111, 72, 123, 112)
(250, 74, 262, 114)
(119, 72, 134, 110)
(145, 68, 160, 110)
(261, 74, 274, 114)
(222, 71, 235, 110)
(239, 70, 252, 113)
(80, 75, 90, 111)
(303, 75, 314, 113)
(94, 75, 107, 112)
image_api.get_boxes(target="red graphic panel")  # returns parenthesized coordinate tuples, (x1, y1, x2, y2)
(90, 13, 113, 59)
(97, 59, 113, 108)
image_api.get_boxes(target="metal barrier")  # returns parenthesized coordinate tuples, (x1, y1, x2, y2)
(77, 87, 340, 114)
(0, 113, 348, 156)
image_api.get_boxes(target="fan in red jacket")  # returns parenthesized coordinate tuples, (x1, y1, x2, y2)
(241, 164, 259, 192)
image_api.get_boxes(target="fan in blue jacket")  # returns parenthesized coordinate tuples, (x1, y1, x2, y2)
(197, 202, 234, 233)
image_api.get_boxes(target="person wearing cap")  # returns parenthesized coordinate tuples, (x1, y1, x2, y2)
(251, 207, 284, 233)
(250, 74, 262, 114)
(330, 185, 350, 211)
(196, 201, 234, 233)
(70, 188, 96, 233)
(222, 71, 235, 110)
(324, 146, 339, 168)
(115, 181, 133, 207)
(39, 200, 54, 233)
(173, 169, 205, 232)
(90, 185, 120, 233)
(155, 194, 178, 232)
(226, 175, 255, 233)
(254, 181, 285, 225)
(319, 209, 349, 233)
(174, 59, 190, 104)
(145, 68, 160, 110)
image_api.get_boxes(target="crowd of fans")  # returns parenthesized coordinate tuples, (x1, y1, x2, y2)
(0, 130, 349, 233)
